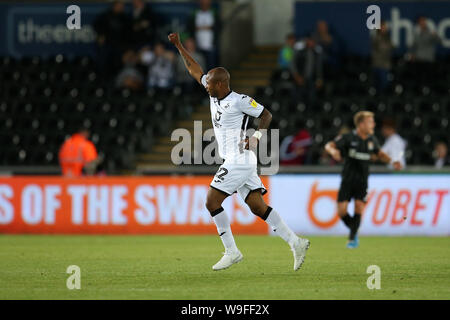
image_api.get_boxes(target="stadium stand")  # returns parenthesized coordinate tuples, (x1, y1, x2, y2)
(0, 55, 203, 172)
(256, 55, 450, 166)
(1, 51, 449, 172)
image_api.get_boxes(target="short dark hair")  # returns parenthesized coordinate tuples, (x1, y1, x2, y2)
(416, 15, 426, 22)
(382, 118, 396, 129)
(77, 125, 90, 134)
(286, 33, 296, 40)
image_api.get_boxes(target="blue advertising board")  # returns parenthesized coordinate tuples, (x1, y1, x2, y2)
(0, 2, 199, 58)
(294, 1, 450, 56)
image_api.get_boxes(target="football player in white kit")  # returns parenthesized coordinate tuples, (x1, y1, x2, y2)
(168, 33, 309, 271)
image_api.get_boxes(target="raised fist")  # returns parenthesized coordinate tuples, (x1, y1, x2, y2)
(168, 33, 180, 46)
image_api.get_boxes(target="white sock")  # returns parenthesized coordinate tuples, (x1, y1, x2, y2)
(265, 209, 298, 247)
(212, 209, 238, 253)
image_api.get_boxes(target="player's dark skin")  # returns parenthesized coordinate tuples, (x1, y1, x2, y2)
(325, 116, 402, 217)
(168, 32, 272, 218)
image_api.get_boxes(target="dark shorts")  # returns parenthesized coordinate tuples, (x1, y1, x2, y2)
(337, 179, 368, 203)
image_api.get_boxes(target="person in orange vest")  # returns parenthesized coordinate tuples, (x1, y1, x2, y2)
(58, 128, 99, 177)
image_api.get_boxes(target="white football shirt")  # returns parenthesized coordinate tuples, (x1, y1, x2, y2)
(201, 75, 265, 159)
(381, 133, 407, 168)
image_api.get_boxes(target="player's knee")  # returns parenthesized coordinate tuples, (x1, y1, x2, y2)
(355, 205, 365, 214)
(205, 197, 220, 214)
(249, 203, 268, 217)
(337, 205, 347, 216)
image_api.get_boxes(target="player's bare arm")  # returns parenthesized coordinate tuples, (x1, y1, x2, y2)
(325, 141, 342, 162)
(377, 150, 402, 170)
(168, 32, 204, 84)
(248, 109, 272, 152)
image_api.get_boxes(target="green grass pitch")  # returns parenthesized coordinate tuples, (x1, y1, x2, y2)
(0, 235, 449, 299)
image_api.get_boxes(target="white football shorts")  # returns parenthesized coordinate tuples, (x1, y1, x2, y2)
(210, 150, 267, 201)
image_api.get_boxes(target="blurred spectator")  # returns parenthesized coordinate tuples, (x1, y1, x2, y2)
(371, 21, 393, 93)
(93, 1, 132, 77)
(131, 0, 158, 48)
(175, 38, 206, 92)
(141, 43, 175, 89)
(409, 16, 441, 63)
(278, 33, 296, 69)
(433, 142, 450, 169)
(318, 149, 333, 166)
(312, 20, 336, 65)
(381, 118, 406, 169)
(280, 128, 312, 165)
(188, 0, 221, 70)
(116, 50, 144, 90)
(59, 128, 99, 177)
(408, 16, 441, 84)
(291, 36, 323, 105)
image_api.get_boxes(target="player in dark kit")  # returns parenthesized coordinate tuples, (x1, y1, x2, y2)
(325, 111, 402, 248)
